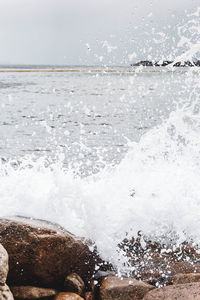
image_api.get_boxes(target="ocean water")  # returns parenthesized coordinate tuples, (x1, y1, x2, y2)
(0, 67, 192, 170)
(1, 66, 200, 272)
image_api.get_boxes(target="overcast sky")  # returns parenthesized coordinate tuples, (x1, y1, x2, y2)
(0, 0, 199, 65)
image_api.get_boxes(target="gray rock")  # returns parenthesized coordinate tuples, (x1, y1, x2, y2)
(0, 244, 8, 285)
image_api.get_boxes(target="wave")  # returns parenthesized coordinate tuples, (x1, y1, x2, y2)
(0, 99, 200, 271)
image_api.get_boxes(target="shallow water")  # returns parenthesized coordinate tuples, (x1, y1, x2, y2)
(0, 66, 200, 272)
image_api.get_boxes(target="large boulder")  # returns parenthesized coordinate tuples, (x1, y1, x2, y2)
(0, 217, 98, 288)
(99, 275, 154, 300)
(143, 282, 200, 299)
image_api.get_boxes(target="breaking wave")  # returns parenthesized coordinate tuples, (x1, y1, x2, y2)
(0, 6, 200, 274)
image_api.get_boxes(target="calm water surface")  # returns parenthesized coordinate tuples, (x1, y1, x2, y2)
(0, 66, 197, 174)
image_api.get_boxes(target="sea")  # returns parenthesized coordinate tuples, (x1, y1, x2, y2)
(1, 64, 200, 272)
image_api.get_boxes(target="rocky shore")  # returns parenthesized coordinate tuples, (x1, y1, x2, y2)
(0, 217, 200, 299)
(131, 60, 200, 67)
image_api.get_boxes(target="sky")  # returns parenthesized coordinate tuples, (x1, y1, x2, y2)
(0, 0, 199, 65)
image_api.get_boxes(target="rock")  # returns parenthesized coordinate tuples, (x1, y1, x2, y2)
(93, 270, 115, 281)
(143, 282, 200, 299)
(99, 275, 154, 300)
(131, 61, 154, 67)
(84, 292, 94, 300)
(139, 269, 162, 286)
(64, 273, 85, 295)
(87, 279, 99, 299)
(172, 273, 200, 285)
(140, 261, 200, 286)
(131, 60, 200, 67)
(0, 244, 9, 284)
(144, 261, 200, 285)
(54, 292, 83, 300)
(0, 217, 98, 288)
(169, 261, 200, 275)
(10, 286, 57, 299)
(0, 245, 14, 300)
(0, 284, 14, 300)
(119, 235, 200, 287)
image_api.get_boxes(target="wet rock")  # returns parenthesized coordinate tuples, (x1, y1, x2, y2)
(139, 269, 162, 286)
(64, 273, 85, 295)
(120, 236, 200, 286)
(84, 292, 94, 300)
(0, 244, 9, 284)
(169, 261, 200, 275)
(172, 273, 200, 285)
(0, 284, 14, 300)
(92, 270, 115, 281)
(54, 292, 83, 300)
(0, 217, 98, 288)
(99, 275, 154, 300)
(143, 282, 200, 299)
(139, 260, 200, 286)
(87, 278, 99, 299)
(134, 261, 200, 287)
(10, 286, 57, 299)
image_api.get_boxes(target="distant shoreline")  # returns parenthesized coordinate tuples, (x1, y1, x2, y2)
(0, 68, 196, 73)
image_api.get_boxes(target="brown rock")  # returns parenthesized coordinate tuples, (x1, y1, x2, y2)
(10, 286, 57, 299)
(0, 244, 9, 284)
(139, 269, 161, 286)
(99, 275, 154, 300)
(64, 273, 84, 295)
(139, 260, 200, 286)
(162, 261, 200, 285)
(0, 217, 98, 288)
(172, 273, 200, 285)
(143, 282, 200, 299)
(54, 292, 83, 300)
(0, 284, 14, 300)
(169, 261, 199, 274)
(84, 292, 94, 300)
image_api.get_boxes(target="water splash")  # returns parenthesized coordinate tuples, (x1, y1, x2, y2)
(1, 6, 200, 276)
(0, 97, 200, 271)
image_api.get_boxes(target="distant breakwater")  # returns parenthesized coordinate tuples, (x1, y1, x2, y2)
(131, 60, 200, 67)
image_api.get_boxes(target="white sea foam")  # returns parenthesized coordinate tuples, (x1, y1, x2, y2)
(0, 100, 200, 272)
